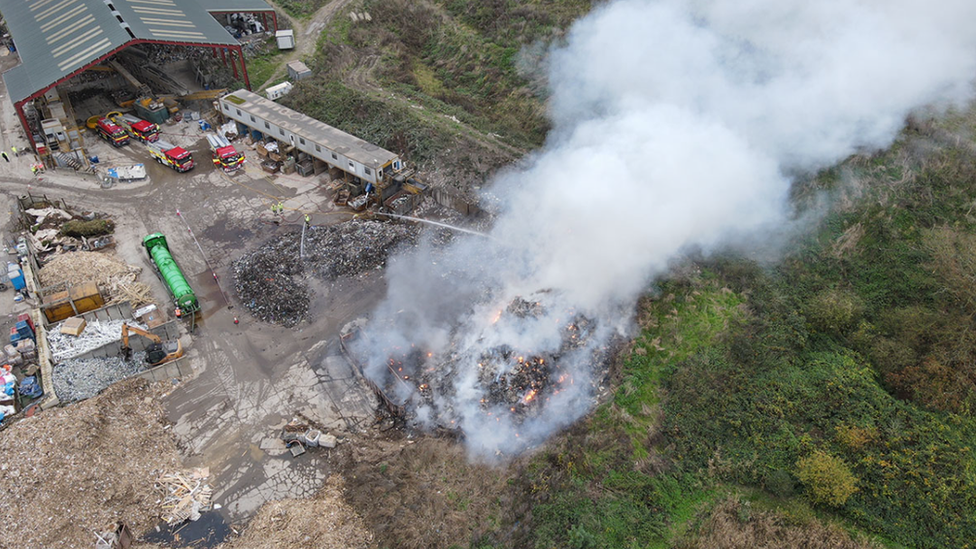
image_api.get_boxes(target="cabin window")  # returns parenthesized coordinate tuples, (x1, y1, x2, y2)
(364, 167, 371, 175)
(250, 115, 255, 122)
(332, 152, 338, 160)
(348, 161, 355, 172)
(264, 121, 270, 129)
(299, 137, 305, 145)
(236, 108, 242, 116)
(315, 144, 321, 152)
(279, 128, 285, 136)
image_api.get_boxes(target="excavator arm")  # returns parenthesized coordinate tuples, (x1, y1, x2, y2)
(121, 322, 180, 366)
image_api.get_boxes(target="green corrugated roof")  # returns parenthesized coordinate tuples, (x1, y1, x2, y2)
(1, 0, 270, 104)
(1, 0, 132, 103)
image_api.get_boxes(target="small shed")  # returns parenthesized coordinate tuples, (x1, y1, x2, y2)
(265, 82, 293, 101)
(276, 29, 295, 50)
(286, 61, 312, 81)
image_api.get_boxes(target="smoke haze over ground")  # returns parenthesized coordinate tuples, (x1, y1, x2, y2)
(352, 0, 976, 458)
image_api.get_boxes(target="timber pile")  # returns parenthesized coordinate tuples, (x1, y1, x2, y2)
(157, 468, 213, 525)
(0, 379, 182, 549)
(39, 252, 152, 306)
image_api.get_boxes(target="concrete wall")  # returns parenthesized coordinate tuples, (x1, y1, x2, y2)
(78, 301, 133, 323)
(429, 186, 483, 217)
(128, 356, 193, 382)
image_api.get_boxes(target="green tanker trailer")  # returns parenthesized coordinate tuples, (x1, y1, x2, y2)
(143, 233, 200, 317)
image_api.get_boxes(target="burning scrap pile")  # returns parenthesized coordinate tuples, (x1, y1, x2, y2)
(234, 220, 418, 326)
(156, 468, 214, 525)
(359, 294, 611, 445)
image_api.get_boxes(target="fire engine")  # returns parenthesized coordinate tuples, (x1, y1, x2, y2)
(147, 140, 194, 172)
(206, 134, 245, 173)
(107, 112, 160, 143)
(93, 118, 130, 147)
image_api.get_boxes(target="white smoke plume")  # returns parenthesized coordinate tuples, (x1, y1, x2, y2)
(352, 0, 976, 458)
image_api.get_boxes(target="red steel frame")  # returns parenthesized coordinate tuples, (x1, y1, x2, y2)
(14, 36, 257, 150)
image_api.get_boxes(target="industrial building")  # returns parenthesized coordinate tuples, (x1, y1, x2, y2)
(0, 0, 276, 163)
(219, 89, 407, 190)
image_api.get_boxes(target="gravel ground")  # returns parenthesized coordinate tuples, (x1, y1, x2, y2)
(0, 379, 183, 549)
(52, 351, 148, 403)
(234, 220, 417, 327)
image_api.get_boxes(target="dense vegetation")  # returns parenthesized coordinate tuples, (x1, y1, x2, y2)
(285, 0, 591, 165)
(494, 113, 976, 548)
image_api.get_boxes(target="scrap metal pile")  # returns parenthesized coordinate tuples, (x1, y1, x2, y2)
(234, 220, 418, 327)
(46, 319, 145, 361)
(52, 351, 148, 403)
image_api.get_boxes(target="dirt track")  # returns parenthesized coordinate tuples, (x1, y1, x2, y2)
(257, 0, 355, 91)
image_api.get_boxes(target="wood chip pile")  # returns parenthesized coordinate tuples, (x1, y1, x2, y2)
(216, 475, 372, 549)
(39, 252, 154, 307)
(0, 379, 182, 549)
(156, 468, 213, 525)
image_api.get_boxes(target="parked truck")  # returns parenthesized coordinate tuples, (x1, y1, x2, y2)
(147, 140, 194, 172)
(107, 111, 160, 143)
(88, 117, 130, 147)
(143, 233, 200, 317)
(206, 134, 245, 173)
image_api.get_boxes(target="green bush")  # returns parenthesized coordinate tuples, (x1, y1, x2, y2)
(60, 219, 114, 238)
(796, 451, 858, 507)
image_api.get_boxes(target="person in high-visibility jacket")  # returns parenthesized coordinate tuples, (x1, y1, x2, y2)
(304, 213, 310, 225)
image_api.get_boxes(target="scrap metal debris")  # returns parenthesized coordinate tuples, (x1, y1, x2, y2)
(52, 351, 148, 403)
(234, 220, 418, 327)
(46, 319, 146, 362)
(156, 468, 214, 526)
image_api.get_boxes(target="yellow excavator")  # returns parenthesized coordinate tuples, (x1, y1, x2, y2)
(121, 322, 183, 366)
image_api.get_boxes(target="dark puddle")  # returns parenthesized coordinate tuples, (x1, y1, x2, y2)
(142, 511, 232, 548)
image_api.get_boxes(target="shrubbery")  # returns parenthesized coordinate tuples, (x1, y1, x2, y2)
(60, 219, 114, 238)
(796, 451, 858, 507)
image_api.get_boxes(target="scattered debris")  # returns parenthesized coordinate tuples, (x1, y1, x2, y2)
(156, 468, 214, 525)
(25, 206, 72, 225)
(234, 220, 417, 326)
